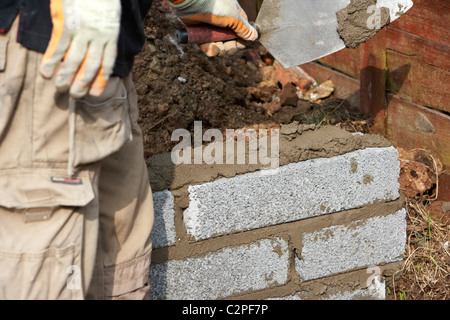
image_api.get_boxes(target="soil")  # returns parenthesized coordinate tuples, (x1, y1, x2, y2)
(133, 1, 370, 160)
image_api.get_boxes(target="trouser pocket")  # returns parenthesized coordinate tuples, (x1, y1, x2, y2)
(0, 169, 96, 300)
(69, 77, 133, 171)
(0, 240, 82, 300)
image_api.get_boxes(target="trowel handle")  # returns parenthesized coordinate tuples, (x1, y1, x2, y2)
(175, 24, 239, 44)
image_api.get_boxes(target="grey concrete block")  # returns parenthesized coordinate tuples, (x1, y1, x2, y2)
(184, 147, 400, 241)
(151, 190, 176, 249)
(149, 237, 289, 300)
(295, 209, 407, 281)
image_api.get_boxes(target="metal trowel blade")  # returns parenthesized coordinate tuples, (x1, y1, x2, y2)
(255, 0, 413, 68)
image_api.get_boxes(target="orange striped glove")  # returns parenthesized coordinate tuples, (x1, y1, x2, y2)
(169, 0, 258, 57)
(39, 0, 121, 99)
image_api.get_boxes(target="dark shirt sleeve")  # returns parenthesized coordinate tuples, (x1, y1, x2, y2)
(113, 0, 153, 77)
(17, 0, 53, 53)
(0, 0, 154, 78)
(0, 0, 20, 32)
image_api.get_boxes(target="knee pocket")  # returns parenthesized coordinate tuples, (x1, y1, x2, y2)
(0, 169, 95, 299)
(103, 250, 152, 300)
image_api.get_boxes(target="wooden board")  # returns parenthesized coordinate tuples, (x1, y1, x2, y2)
(318, 47, 362, 80)
(386, 95, 450, 170)
(386, 27, 450, 71)
(300, 61, 360, 109)
(359, 28, 387, 116)
(438, 173, 450, 201)
(389, 0, 449, 48)
(386, 38, 450, 114)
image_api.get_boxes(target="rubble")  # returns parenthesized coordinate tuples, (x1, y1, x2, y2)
(397, 147, 443, 199)
(303, 80, 335, 102)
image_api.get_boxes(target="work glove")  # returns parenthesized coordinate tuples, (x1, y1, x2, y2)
(40, 0, 121, 99)
(169, 0, 258, 57)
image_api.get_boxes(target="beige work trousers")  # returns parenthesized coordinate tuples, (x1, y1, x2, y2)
(0, 17, 154, 300)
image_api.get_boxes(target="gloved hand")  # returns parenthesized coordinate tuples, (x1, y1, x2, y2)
(40, 0, 121, 99)
(169, 0, 258, 57)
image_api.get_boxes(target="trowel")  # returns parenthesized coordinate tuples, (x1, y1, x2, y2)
(175, 0, 414, 68)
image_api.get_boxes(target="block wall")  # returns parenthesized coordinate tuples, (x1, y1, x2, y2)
(147, 125, 407, 300)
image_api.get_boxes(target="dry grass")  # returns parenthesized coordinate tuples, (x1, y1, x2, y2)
(387, 154, 450, 300)
(387, 200, 450, 300)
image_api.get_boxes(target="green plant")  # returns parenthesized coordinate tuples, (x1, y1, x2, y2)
(426, 210, 439, 268)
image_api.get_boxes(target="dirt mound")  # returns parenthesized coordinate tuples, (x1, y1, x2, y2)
(132, 1, 369, 159)
(133, 2, 274, 158)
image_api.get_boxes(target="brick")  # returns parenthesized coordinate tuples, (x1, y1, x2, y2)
(149, 237, 289, 300)
(151, 190, 176, 249)
(184, 147, 400, 241)
(295, 209, 407, 281)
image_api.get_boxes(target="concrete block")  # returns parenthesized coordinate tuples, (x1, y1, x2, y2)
(184, 147, 400, 241)
(151, 190, 176, 249)
(149, 237, 289, 300)
(295, 209, 407, 281)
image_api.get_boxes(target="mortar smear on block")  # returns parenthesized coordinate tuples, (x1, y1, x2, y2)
(296, 209, 407, 281)
(149, 237, 289, 300)
(183, 147, 400, 241)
